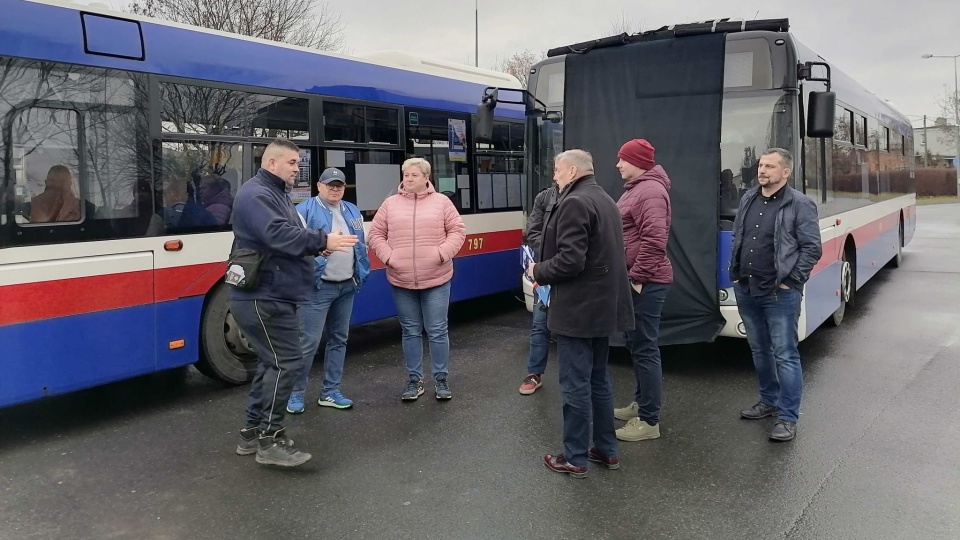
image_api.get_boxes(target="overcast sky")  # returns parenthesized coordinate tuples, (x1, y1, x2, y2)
(333, 0, 959, 126)
(89, 0, 958, 125)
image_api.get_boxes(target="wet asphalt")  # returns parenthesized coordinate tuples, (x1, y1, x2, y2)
(1, 204, 959, 540)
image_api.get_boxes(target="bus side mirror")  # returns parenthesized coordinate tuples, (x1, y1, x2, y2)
(807, 91, 836, 138)
(476, 91, 498, 143)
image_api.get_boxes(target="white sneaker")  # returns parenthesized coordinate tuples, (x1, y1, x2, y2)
(614, 401, 640, 421)
(616, 417, 661, 442)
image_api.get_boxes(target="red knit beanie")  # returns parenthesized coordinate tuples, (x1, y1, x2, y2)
(617, 139, 656, 170)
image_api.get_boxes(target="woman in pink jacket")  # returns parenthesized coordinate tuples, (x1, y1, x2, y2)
(369, 158, 466, 401)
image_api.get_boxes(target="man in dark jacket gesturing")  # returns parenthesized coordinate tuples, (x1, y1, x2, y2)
(231, 139, 358, 467)
(529, 149, 634, 479)
(613, 138, 673, 443)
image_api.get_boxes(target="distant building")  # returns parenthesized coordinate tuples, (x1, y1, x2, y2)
(914, 121, 959, 167)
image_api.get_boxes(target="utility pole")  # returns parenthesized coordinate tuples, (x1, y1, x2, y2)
(922, 53, 960, 194)
(924, 114, 929, 167)
(474, 0, 479, 67)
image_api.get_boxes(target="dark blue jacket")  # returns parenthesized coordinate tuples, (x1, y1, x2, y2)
(230, 169, 326, 303)
(295, 196, 371, 290)
(730, 185, 822, 291)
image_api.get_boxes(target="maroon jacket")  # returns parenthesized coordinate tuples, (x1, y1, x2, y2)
(617, 165, 673, 285)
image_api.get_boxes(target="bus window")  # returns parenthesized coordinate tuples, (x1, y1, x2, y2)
(11, 108, 82, 225)
(155, 141, 241, 233)
(718, 93, 794, 218)
(161, 83, 246, 136)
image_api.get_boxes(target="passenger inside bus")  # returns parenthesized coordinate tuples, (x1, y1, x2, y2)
(148, 175, 217, 234)
(719, 168, 739, 217)
(198, 174, 234, 225)
(29, 165, 81, 223)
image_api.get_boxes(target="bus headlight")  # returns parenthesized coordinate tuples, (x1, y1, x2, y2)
(737, 322, 746, 336)
(719, 289, 728, 302)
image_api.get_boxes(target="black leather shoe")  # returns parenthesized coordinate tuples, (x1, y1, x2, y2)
(769, 420, 797, 441)
(740, 402, 778, 420)
(544, 454, 587, 478)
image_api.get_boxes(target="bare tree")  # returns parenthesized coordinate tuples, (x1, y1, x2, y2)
(609, 11, 644, 35)
(493, 50, 546, 90)
(935, 89, 960, 150)
(127, 0, 346, 52)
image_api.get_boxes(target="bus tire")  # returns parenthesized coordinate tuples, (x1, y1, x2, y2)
(829, 248, 854, 327)
(196, 284, 257, 385)
(886, 217, 904, 269)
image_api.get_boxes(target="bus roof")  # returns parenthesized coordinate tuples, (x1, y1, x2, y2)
(9, 0, 524, 118)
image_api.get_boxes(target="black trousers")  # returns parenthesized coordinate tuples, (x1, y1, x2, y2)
(231, 299, 302, 434)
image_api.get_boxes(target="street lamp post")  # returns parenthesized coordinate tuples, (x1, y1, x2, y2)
(923, 53, 960, 196)
(475, 0, 479, 67)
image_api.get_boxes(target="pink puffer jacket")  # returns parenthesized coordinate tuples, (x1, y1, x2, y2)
(368, 182, 466, 290)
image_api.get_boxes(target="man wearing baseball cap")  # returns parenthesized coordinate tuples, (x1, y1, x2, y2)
(612, 138, 674, 443)
(286, 167, 370, 414)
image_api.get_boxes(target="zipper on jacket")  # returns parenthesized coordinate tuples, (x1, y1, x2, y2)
(412, 194, 419, 288)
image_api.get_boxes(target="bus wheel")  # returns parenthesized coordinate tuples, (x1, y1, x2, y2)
(196, 284, 257, 385)
(886, 218, 904, 269)
(830, 250, 854, 327)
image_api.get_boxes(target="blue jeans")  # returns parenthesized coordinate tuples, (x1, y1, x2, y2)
(231, 299, 301, 434)
(734, 284, 803, 423)
(526, 299, 550, 375)
(625, 283, 670, 425)
(556, 334, 618, 467)
(294, 279, 356, 396)
(392, 281, 451, 381)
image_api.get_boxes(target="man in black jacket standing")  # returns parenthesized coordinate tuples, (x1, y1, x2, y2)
(529, 149, 634, 478)
(231, 139, 358, 467)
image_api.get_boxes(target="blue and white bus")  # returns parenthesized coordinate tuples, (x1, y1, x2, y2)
(0, 0, 527, 407)
(479, 18, 915, 345)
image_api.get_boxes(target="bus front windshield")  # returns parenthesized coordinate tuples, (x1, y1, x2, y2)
(526, 61, 565, 205)
(719, 92, 796, 218)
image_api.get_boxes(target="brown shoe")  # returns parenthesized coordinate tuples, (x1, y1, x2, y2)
(543, 454, 587, 479)
(587, 448, 620, 470)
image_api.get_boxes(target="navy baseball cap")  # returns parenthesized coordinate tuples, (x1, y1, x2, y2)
(319, 167, 346, 184)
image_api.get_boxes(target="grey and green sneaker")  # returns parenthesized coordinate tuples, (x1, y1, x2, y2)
(435, 377, 452, 400)
(236, 427, 260, 456)
(255, 428, 311, 467)
(401, 377, 425, 401)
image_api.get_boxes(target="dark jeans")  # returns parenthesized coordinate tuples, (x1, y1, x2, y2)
(231, 299, 301, 434)
(526, 299, 550, 375)
(556, 334, 618, 468)
(625, 283, 670, 425)
(734, 284, 803, 423)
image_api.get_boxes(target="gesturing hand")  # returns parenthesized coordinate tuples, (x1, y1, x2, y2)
(325, 230, 359, 253)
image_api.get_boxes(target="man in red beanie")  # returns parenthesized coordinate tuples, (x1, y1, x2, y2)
(613, 138, 673, 443)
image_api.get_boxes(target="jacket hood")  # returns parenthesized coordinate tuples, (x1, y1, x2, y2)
(624, 165, 671, 192)
(397, 180, 437, 198)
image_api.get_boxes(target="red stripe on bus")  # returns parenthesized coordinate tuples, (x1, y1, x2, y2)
(0, 271, 154, 326)
(811, 208, 905, 274)
(368, 229, 523, 270)
(155, 262, 226, 302)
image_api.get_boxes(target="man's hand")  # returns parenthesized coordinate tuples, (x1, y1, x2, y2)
(778, 283, 790, 290)
(526, 262, 536, 279)
(631, 281, 643, 294)
(325, 230, 359, 253)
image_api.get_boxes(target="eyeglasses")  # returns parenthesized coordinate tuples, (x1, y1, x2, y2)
(323, 183, 346, 190)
